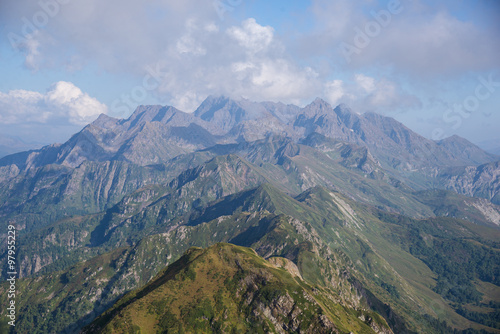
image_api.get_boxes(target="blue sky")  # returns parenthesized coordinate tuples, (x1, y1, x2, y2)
(0, 0, 499, 147)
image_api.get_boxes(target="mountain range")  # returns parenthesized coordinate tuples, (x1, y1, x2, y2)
(0, 96, 499, 333)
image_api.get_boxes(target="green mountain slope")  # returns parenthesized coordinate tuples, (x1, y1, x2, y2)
(202, 136, 435, 217)
(0, 207, 387, 333)
(1, 154, 267, 279)
(0, 151, 216, 234)
(414, 189, 500, 228)
(2, 183, 498, 333)
(82, 243, 392, 334)
(2, 136, 497, 277)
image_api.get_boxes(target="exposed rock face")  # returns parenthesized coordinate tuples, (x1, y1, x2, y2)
(268, 256, 303, 280)
(0, 163, 20, 182)
(436, 161, 500, 205)
(467, 199, 500, 226)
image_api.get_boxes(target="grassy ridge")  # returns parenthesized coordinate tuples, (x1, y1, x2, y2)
(83, 243, 390, 334)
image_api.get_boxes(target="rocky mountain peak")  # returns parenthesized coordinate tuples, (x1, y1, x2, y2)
(193, 95, 249, 132)
(0, 96, 497, 183)
(334, 104, 362, 130)
(91, 113, 119, 129)
(436, 134, 499, 165)
(124, 105, 183, 128)
(194, 95, 230, 118)
(437, 134, 482, 148)
(300, 97, 334, 118)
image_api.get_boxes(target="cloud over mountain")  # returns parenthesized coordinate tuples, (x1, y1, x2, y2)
(0, 81, 107, 126)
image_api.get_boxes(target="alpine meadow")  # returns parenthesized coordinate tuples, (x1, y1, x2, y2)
(0, 1, 499, 334)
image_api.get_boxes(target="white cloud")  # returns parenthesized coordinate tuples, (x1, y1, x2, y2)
(47, 81, 109, 124)
(2, 2, 321, 110)
(324, 80, 346, 106)
(355, 75, 421, 112)
(363, 11, 500, 75)
(22, 34, 41, 70)
(355, 74, 376, 94)
(306, 0, 500, 76)
(141, 18, 324, 111)
(204, 22, 219, 33)
(0, 90, 47, 123)
(227, 18, 274, 54)
(1, 0, 497, 144)
(176, 35, 207, 55)
(169, 91, 204, 114)
(0, 81, 108, 126)
(367, 79, 398, 107)
(321, 74, 421, 113)
(1, 0, 219, 74)
(3, 0, 498, 81)
(175, 19, 210, 56)
(246, 60, 319, 103)
(10, 30, 45, 70)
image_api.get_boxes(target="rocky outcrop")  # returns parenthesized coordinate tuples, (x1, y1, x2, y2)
(437, 161, 500, 205)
